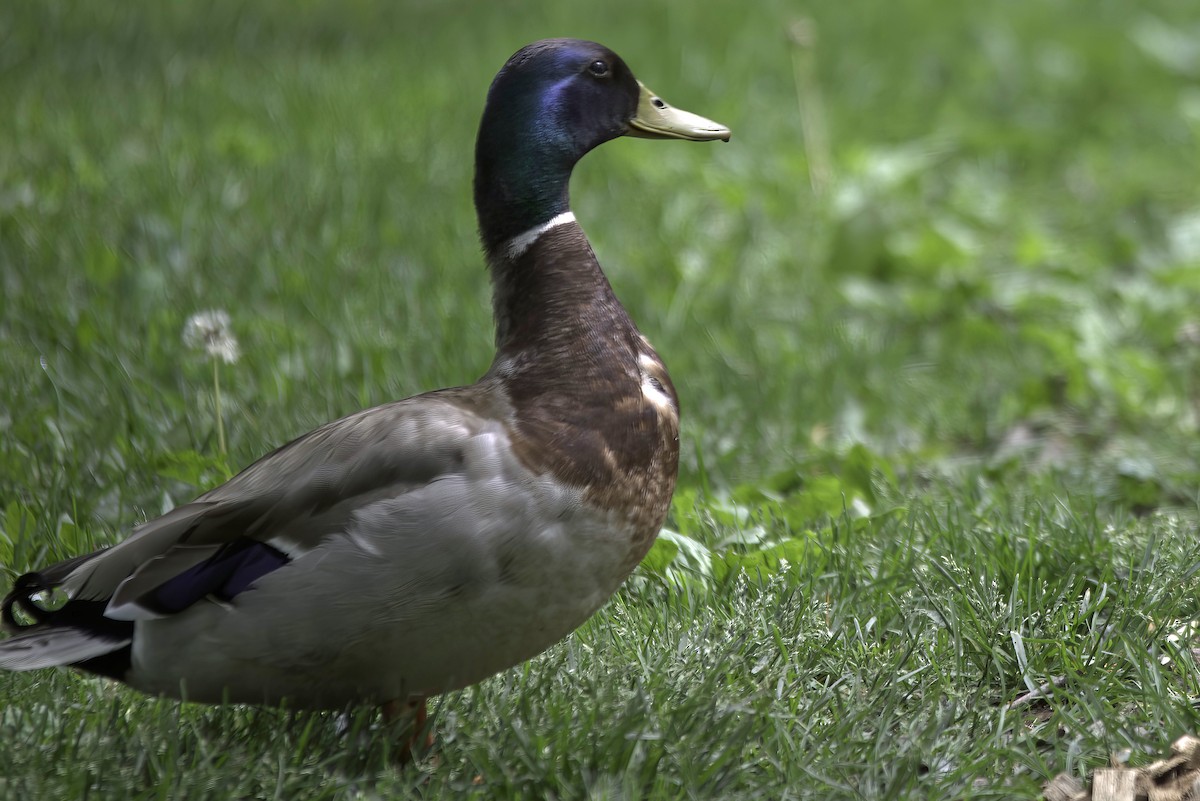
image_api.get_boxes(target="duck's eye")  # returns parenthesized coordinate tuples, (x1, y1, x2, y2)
(588, 60, 610, 77)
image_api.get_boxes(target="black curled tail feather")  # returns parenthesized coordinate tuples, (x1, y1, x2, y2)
(2, 560, 134, 680)
(2, 573, 43, 630)
(2, 571, 60, 632)
(2, 547, 110, 633)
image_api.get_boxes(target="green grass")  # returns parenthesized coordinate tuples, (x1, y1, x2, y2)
(3, 0, 1200, 798)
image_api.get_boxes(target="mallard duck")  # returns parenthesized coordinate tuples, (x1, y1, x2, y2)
(0, 39, 729, 736)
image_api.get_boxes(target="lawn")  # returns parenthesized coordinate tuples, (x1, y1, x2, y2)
(3, 0, 1200, 798)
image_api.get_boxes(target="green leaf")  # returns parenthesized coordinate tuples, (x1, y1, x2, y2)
(640, 536, 679, 575)
(713, 534, 821, 586)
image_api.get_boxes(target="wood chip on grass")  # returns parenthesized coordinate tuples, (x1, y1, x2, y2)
(1044, 735, 1200, 801)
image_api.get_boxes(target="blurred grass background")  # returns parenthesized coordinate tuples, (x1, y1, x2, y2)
(3, 1, 1200, 798)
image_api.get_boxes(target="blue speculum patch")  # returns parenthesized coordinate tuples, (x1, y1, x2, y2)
(145, 540, 290, 614)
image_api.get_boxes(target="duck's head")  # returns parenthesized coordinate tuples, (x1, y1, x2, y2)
(475, 38, 729, 254)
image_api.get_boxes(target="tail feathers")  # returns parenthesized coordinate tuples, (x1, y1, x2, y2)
(0, 626, 130, 671)
(2, 569, 133, 680)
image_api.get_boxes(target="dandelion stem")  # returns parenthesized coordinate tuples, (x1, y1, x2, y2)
(788, 18, 834, 196)
(213, 357, 226, 456)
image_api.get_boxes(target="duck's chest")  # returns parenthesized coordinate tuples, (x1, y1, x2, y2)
(494, 347, 680, 569)
(484, 226, 681, 563)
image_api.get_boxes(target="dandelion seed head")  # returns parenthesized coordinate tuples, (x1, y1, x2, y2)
(1177, 320, 1200, 347)
(183, 309, 241, 364)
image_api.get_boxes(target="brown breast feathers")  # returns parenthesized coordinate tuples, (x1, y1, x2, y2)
(484, 222, 679, 560)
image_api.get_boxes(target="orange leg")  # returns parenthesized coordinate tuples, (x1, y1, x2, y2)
(381, 697, 433, 758)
